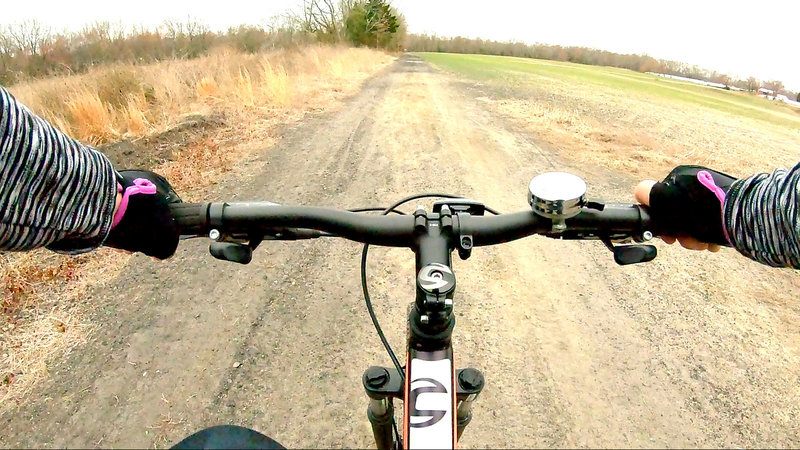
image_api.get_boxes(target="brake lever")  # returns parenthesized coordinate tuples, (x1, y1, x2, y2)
(207, 228, 326, 264)
(209, 242, 254, 264)
(600, 236, 657, 266)
(208, 231, 263, 265)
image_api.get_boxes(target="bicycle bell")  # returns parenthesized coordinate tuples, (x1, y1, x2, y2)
(528, 172, 587, 231)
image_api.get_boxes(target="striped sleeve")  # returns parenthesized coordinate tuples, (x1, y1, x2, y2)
(0, 85, 118, 254)
(724, 162, 800, 268)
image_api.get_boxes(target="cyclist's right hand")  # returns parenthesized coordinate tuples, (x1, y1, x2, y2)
(634, 165, 738, 252)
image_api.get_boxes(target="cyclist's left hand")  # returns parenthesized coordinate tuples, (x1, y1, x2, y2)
(104, 170, 182, 260)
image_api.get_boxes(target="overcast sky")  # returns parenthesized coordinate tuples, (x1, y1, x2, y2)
(2, 0, 798, 91)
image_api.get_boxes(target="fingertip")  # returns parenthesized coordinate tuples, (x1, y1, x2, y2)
(634, 180, 657, 206)
(678, 237, 707, 251)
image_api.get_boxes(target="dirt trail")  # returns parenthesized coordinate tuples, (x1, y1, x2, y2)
(3, 55, 800, 449)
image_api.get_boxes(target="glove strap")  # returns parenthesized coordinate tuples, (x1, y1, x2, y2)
(697, 170, 731, 244)
(111, 178, 157, 229)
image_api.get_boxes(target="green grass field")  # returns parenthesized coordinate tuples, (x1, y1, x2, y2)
(417, 52, 800, 130)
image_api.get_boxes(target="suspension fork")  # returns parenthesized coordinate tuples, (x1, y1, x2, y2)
(454, 368, 484, 440)
(363, 366, 403, 450)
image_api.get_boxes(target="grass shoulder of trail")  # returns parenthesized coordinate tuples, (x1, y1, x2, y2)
(416, 52, 800, 180)
(418, 52, 800, 130)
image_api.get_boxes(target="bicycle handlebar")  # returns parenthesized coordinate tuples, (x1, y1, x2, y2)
(170, 201, 654, 248)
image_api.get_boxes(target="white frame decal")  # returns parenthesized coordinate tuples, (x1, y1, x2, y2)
(406, 357, 454, 449)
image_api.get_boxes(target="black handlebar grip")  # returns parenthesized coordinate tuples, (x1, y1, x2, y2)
(170, 203, 211, 236)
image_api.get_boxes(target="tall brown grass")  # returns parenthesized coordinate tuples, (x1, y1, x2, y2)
(9, 45, 389, 146)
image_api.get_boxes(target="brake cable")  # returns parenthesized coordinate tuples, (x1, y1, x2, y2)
(349, 207, 406, 214)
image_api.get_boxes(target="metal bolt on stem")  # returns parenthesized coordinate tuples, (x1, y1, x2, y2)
(209, 229, 221, 241)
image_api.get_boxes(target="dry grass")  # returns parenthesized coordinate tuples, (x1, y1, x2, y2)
(1, 249, 125, 407)
(478, 78, 800, 181)
(260, 61, 291, 107)
(10, 45, 390, 146)
(1, 45, 394, 412)
(67, 92, 118, 144)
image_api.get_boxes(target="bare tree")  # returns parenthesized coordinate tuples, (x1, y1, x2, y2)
(296, 0, 347, 40)
(339, 0, 357, 18)
(0, 28, 16, 57)
(6, 19, 51, 56)
(711, 72, 731, 88)
(0, 29, 17, 81)
(763, 80, 785, 98)
(744, 77, 760, 92)
(161, 16, 211, 58)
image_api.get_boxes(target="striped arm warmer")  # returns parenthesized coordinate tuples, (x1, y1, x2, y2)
(724, 162, 800, 268)
(0, 86, 117, 254)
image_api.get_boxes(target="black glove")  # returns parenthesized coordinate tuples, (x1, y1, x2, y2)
(104, 170, 182, 259)
(649, 165, 737, 246)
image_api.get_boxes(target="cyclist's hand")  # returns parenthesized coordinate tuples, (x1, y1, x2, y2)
(104, 170, 182, 260)
(634, 165, 738, 252)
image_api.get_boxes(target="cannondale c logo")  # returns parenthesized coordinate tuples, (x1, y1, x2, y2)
(409, 377, 449, 428)
(418, 263, 454, 292)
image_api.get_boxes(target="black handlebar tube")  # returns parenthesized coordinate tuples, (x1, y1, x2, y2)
(173, 202, 417, 247)
(564, 204, 653, 236)
(172, 202, 652, 247)
(455, 211, 548, 246)
(455, 204, 652, 246)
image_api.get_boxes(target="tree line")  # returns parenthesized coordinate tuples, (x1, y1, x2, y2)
(0, 0, 405, 85)
(404, 35, 795, 99)
(3, 8, 793, 101)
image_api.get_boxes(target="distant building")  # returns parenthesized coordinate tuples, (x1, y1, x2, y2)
(647, 72, 742, 91)
(757, 89, 800, 107)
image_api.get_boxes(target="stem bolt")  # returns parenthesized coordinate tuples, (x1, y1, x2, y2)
(209, 229, 221, 241)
